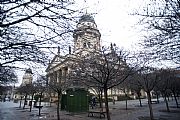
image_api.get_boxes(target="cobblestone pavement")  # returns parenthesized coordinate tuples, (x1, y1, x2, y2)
(0, 98, 180, 120)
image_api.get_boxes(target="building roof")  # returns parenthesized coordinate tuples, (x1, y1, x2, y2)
(25, 68, 32, 74)
(79, 14, 95, 23)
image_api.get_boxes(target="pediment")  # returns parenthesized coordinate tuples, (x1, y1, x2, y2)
(46, 55, 64, 72)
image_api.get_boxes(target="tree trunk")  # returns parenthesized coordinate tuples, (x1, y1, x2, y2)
(98, 90, 103, 109)
(147, 91, 154, 120)
(19, 96, 23, 108)
(49, 97, 52, 107)
(156, 94, 159, 104)
(112, 97, 115, 105)
(104, 88, 111, 120)
(23, 94, 27, 109)
(49, 92, 52, 107)
(125, 93, 128, 110)
(171, 94, 173, 101)
(167, 95, 170, 101)
(155, 91, 159, 104)
(57, 92, 61, 120)
(137, 93, 142, 107)
(164, 94, 170, 112)
(30, 93, 34, 112)
(38, 92, 43, 116)
(172, 92, 179, 108)
(101, 89, 104, 107)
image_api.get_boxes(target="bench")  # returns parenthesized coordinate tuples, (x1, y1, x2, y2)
(88, 111, 106, 118)
(147, 100, 158, 104)
(34, 105, 43, 109)
(34, 106, 43, 116)
(151, 100, 158, 104)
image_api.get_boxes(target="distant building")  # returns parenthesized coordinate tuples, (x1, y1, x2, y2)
(12, 68, 33, 100)
(21, 68, 33, 86)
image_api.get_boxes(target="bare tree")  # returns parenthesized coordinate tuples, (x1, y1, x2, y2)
(28, 83, 36, 112)
(15, 86, 24, 108)
(47, 71, 69, 120)
(70, 46, 133, 120)
(0, 85, 13, 101)
(0, 66, 17, 85)
(0, 0, 80, 67)
(152, 86, 161, 104)
(33, 75, 47, 116)
(138, 67, 159, 120)
(17, 83, 36, 112)
(156, 68, 180, 111)
(135, 0, 180, 64)
(16, 84, 32, 109)
(129, 73, 143, 107)
(118, 79, 132, 110)
(156, 69, 172, 112)
(169, 71, 180, 108)
(133, 51, 160, 120)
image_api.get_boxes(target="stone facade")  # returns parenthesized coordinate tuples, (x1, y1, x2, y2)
(45, 14, 101, 101)
(21, 68, 33, 86)
(46, 14, 101, 86)
(73, 14, 101, 55)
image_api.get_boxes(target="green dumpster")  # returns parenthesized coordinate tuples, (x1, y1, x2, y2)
(66, 88, 89, 112)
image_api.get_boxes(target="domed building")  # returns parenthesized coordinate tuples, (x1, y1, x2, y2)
(45, 14, 142, 112)
(46, 14, 101, 86)
(46, 14, 101, 112)
(21, 68, 33, 86)
(73, 14, 101, 54)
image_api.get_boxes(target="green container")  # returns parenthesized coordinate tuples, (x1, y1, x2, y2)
(66, 88, 89, 112)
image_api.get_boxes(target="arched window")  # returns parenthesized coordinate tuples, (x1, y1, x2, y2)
(87, 42, 91, 48)
(83, 43, 86, 48)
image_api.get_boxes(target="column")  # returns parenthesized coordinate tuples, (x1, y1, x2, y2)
(56, 70, 59, 83)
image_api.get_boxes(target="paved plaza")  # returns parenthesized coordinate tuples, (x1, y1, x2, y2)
(0, 98, 180, 120)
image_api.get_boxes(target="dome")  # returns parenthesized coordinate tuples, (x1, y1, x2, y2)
(79, 14, 95, 23)
(25, 68, 32, 74)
